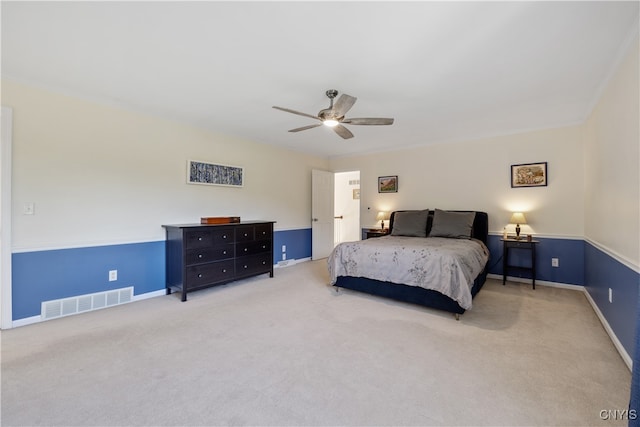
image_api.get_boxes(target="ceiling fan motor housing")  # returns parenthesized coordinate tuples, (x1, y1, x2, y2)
(318, 109, 341, 121)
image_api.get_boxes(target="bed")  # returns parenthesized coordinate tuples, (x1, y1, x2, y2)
(328, 209, 489, 319)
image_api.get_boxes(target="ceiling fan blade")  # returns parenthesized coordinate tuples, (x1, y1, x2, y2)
(288, 123, 323, 133)
(272, 106, 321, 121)
(332, 94, 357, 117)
(333, 124, 354, 139)
(342, 118, 394, 125)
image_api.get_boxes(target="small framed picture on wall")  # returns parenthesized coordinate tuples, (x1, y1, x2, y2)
(378, 176, 398, 193)
(511, 162, 547, 188)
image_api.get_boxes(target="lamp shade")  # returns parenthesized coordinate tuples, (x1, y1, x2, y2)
(509, 212, 527, 225)
(376, 211, 390, 221)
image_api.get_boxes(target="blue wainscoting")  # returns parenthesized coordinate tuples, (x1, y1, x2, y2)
(12, 241, 166, 321)
(273, 228, 312, 263)
(486, 235, 585, 285)
(11, 228, 313, 322)
(585, 242, 639, 357)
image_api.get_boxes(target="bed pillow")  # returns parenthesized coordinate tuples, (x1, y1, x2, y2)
(390, 210, 429, 237)
(429, 209, 476, 239)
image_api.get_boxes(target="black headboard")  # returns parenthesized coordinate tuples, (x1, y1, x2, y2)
(389, 210, 489, 244)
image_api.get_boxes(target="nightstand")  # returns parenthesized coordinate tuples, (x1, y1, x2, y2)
(365, 229, 389, 239)
(502, 238, 539, 289)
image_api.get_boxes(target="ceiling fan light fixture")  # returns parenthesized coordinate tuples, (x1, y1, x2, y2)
(273, 90, 394, 139)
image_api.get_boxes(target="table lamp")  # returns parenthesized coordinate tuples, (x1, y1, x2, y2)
(510, 212, 527, 240)
(376, 211, 389, 230)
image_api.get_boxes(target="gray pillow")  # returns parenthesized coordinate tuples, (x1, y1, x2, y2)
(429, 209, 476, 239)
(390, 210, 429, 237)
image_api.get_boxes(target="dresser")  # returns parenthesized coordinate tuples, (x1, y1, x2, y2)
(163, 221, 275, 301)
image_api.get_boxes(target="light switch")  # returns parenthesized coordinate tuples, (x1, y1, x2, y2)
(23, 203, 35, 215)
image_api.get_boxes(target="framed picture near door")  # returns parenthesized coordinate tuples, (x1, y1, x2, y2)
(378, 175, 398, 193)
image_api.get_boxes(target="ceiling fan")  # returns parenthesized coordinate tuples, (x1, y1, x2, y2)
(272, 89, 394, 139)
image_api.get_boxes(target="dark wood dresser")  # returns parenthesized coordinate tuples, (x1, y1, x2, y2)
(163, 221, 275, 301)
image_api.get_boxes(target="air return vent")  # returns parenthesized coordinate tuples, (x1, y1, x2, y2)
(41, 287, 133, 321)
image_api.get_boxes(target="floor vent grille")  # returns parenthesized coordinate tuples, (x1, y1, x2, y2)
(41, 287, 134, 321)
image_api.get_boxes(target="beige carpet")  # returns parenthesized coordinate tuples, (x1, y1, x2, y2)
(0, 260, 631, 426)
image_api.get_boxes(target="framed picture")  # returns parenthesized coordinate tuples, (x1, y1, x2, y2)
(378, 175, 398, 193)
(187, 160, 244, 187)
(511, 162, 547, 188)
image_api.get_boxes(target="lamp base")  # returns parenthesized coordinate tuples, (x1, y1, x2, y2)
(380, 220, 385, 230)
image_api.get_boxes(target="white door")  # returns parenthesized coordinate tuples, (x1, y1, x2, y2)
(1, 106, 13, 329)
(311, 169, 334, 260)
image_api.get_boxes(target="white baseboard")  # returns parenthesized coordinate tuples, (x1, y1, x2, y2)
(487, 273, 632, 371)
(486, 273, 584, 291)
(583, 290, 633, 371)
(132, 289, 165, 301)
(12, 315, 41, 328)
(274, 257, 311, 268)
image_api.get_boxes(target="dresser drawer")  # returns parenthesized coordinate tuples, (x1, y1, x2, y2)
(185, 230, 215, 249)
(185, 260, 235, 288)
(235, 253, 272, 277)
(255, 223, 272, 240)
(184, 228, 234, 249)
(185, 244, 234, 265)
(235, 225, 255, 242)
(236, 240, 271, 256)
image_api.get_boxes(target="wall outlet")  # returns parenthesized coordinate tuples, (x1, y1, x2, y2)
(551, 258, 559, 267)
(109, 270, 117, 282)
(282, 245, 286, 252)
(609, 288, 613, 303)
(282, 253, 286, 261)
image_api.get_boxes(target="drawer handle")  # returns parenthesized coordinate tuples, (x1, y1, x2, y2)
(198, 274, 202, 278)
(223, 250, 227, 255)
(223, 235, 227, 239)
(222, 269, 226, 273)
(244, 248, 248, 252)
(198, 254, 203, 258)
(262, 245, 266, 249)
(244, 233, 248, 237)
(244, 265, 248, 269)
(262, 261, 266, 265)
(198, 237, 203, 241)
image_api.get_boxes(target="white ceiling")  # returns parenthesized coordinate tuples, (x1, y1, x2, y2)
(2, 1, 638, 158)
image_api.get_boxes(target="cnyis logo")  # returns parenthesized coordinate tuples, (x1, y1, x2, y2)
(599, 409, 637, 420)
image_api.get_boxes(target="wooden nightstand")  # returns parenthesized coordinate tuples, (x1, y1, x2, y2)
(365, 229, 389, 239)
(502, 238, 539, 289)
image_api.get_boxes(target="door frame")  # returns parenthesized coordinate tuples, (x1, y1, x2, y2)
(1, 106, 13, 329)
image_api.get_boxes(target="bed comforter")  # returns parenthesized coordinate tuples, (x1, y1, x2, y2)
(328, 236, 489, 310)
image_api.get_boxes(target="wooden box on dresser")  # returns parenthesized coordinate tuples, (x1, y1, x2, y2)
(162, 221, 275, 301)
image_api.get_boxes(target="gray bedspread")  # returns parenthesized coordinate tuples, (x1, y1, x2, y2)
(328, 236, 489, 309)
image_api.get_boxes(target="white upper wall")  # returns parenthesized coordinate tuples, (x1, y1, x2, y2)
(3, 80, 329, 251)
(5, 22, 638, 260)
(583, 31, 639, 267)
(330, 125, 585, 238)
